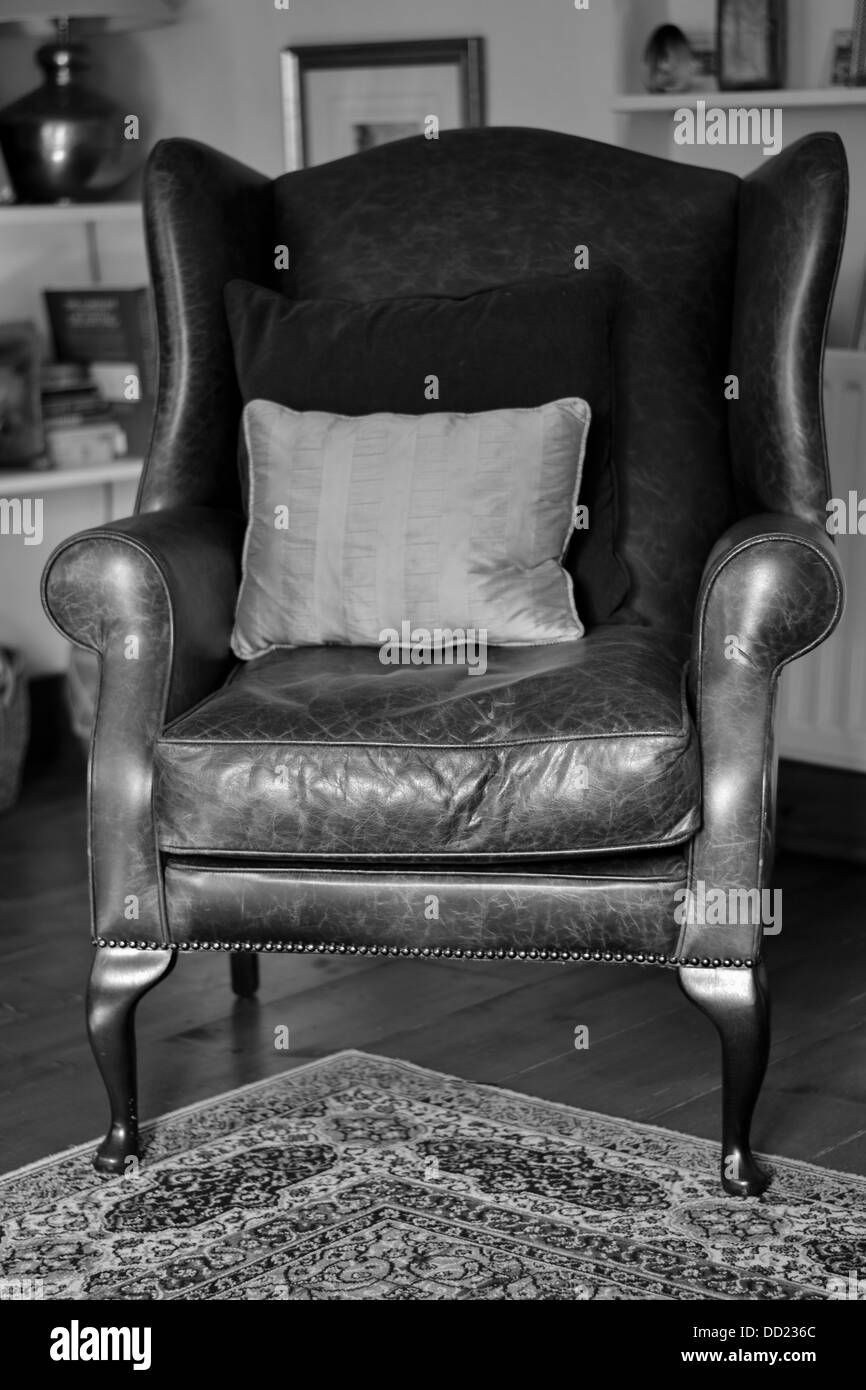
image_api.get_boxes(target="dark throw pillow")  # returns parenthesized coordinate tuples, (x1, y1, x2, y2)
(224, 274, 627, 625)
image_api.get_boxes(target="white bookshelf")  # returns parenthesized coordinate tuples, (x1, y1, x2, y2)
(0, 459, 143, 497)
(0, 200, 144, 282)
(0, 199, 149, 673)
(613, 87, 866, 113)
(0, 201, 142, 226)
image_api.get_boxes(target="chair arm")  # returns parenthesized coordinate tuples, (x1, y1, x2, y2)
(680, 513, 843, 965)
(42, 506, 244, 943)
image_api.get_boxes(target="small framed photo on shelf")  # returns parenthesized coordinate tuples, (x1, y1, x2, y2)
(716, 0, 786, 90)
(830, 29, 854, 86)
(0, 322, 43, 468)
(280, 38, 485, 171)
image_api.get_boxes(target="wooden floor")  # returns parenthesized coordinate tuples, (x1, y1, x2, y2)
(2, 733, 866, 1179)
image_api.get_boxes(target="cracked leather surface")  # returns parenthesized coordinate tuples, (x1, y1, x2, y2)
(164, 854, 687, 956)
(154, 628, 699, 860)
(140, 140, 275, 515)
(41, 508, 244, 943)
(39, 128, 848, 961)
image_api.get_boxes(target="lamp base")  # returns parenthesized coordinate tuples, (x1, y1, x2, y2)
(0, 41, 140, 204)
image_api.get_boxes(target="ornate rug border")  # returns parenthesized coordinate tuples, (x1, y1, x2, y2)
(2, 1048, 865, 1195)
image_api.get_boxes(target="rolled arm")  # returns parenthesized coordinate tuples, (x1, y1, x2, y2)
(42, 506, 244, 944)
(690, 513, 843, 695)
(680, 513, 843, 965)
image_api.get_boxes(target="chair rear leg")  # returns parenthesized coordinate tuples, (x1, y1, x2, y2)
(86, 945, 176, 1175)
(230, 950, 259, 998)
(678, 963, 770, 1198)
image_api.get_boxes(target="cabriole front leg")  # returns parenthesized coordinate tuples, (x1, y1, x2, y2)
(678, 964, 770, 1198)
(86, 946, 177, 1174)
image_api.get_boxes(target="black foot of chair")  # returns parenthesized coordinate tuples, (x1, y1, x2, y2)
(86, 946, 176, 1174)
(230, 950, 259, 998)
(678, 963, 771, 1198)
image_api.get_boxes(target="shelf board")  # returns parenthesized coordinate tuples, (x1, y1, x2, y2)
(0, 459, 143, 496)
(0, 201, 142, 227)
(612, 87, 866, 112)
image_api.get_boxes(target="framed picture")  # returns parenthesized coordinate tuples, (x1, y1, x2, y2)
(716, 0, 786, 91)
(281, 38, 485, 171)
(0, 322, 43, 468)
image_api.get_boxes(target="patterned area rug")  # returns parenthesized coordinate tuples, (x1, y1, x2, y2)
(1, 1051, 864, 1300)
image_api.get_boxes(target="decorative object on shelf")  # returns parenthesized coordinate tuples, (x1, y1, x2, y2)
(852, 1, 866, 85)
(40, 359, 124, 469)
(686, 31, 719, 85)
(643, 24, 701, 94)
(830, 30, 854, 86)
(717, 0, 786, 91)
(281, 38, 485, 172)
(0, 321, 43, 467)
(0, 1, 175, 204)
(0, 646, 28, 814)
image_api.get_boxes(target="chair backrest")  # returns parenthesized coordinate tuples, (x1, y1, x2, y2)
(141, 127, 847, 633)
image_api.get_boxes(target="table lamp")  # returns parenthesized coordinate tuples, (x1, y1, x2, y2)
(0, 2, 175, 203)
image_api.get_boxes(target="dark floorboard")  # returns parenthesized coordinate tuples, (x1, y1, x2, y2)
(1, 741, 865, 1178)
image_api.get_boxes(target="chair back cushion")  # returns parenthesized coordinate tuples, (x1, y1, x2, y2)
(224, 272, 625, 624)
(272, 128, 741, 631)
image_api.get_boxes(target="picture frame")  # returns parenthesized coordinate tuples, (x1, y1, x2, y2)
(830, 29, 854, 86)
(280, 38, 485, 172)
(0, 322, 43, 468)
(716, 0, 786, 91)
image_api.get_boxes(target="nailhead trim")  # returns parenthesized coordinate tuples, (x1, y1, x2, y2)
(90, 937, 755, 968)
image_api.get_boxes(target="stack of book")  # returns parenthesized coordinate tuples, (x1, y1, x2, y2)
(42, 287, 157, 468)
(40, 363, 125, 470)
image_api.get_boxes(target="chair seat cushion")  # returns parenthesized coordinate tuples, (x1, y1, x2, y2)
(154, 626, 700, 861)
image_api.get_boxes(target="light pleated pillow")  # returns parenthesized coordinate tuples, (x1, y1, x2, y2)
(231, 396, 591, 659)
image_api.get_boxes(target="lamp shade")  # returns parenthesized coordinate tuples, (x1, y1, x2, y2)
(0, 1, 175, 34)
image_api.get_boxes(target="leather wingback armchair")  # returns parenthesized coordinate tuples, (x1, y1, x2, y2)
(42, 128, 847, 1195)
